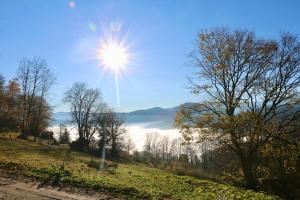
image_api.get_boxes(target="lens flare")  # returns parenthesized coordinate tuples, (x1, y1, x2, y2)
(68, 1, 76, 8)
(110, 20, 122, 32)
(88, 22, 97, 32)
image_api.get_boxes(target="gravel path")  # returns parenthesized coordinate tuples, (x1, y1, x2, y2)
(0, 176, 123, 200)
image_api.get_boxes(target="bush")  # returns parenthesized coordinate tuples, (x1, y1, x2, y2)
(87, 159, 118, 174)
(40, 131, 54, 140)
(87, 159, 99, 169)
(69, 138, 88, 151)
(41, 164, 71, 186)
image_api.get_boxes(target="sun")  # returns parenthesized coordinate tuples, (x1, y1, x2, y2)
(96, 33, 132, 107)
(98, 40, 128, 72)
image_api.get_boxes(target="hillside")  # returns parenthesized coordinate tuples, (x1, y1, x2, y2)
(0, 133, 278, 200)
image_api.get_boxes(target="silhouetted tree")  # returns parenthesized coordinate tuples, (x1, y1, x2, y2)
(105, 111, 126, 158)
(64, 82, 107, 150)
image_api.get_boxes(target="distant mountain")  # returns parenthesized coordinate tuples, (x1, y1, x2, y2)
(52, 104, 189, 129)
(52, 103, 300, 129)
(118, 106, 180, 129)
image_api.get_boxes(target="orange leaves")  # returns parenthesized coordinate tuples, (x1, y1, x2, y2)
(199, 33, 207, 42)
(199, 113, 214, 124)
(205, 55, 214, 63)
(7, 79, 20, 95)
(258, 42, 278, 55)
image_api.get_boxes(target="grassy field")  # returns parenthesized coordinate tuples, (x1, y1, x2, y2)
(0, 132, 279, 200)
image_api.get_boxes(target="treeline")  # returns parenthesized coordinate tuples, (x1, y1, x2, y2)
(134, 132, 205, 177)
(1, 57, 130, 159)
(174, 28, 300, 199)
(0, 57, 55, 141)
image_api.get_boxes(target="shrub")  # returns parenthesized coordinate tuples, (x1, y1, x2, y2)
(41, 164, 71, 186)
(87, 159, 99, 169)
(87, 159, 118, 174)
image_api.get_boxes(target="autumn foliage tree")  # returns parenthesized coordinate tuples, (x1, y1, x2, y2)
(175, 28, 300, 195)
(0, 76, 20, 131)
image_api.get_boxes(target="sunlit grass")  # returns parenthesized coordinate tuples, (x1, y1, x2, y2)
(0, 134, 278, 200)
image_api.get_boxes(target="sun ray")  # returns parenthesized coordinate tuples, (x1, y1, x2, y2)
(114, 72, 120, 106)
(96, 32, 130, 107)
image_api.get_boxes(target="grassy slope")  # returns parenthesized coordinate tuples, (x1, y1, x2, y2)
(0, 133, 279, 200)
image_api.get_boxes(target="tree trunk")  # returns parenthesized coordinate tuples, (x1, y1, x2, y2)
(240, 157, 258, 190)
(111, 138, 118, 158)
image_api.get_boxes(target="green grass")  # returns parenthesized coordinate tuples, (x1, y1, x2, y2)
(0, 134, 279, 200)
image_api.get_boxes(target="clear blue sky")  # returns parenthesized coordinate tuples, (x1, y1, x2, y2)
(1, 0, 300, 112)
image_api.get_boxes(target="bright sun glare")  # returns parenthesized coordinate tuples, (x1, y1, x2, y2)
(96, 36, 131, 107)
(98, 41, 128, 72)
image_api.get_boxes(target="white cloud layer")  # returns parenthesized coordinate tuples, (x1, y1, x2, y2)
(50, 123, 181, 151)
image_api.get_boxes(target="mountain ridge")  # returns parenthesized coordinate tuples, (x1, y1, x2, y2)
(52, 104, 189, 129)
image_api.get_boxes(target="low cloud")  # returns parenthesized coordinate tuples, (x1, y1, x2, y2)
(50, 122, 181, 151)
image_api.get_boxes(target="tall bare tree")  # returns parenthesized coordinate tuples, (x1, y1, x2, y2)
(18, 57, 55, 140)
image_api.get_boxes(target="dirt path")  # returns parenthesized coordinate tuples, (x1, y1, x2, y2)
(0, 177, 122, 200)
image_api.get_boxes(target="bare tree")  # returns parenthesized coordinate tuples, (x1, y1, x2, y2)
(64, 82, 107, 150)
(123, 135, 136, 157)
(142, 132, 202, 166)
(18, 57, 55, 140)
(144, 132, 160, 161)
(33, 65, 55, 141)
